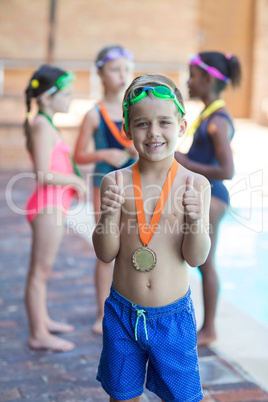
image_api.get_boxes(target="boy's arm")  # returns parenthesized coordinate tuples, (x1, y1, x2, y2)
(92, 171, 125, 263)
(181, 175, 211, 267)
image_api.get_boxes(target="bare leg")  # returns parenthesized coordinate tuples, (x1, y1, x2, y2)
(25, 208, 75, 352)
(197, 196, 227, 346)
(110, 397, 141, 402)
(45, 318, 74, 334)
(93, 258, 113, 334)
(92, 187, 113, 335)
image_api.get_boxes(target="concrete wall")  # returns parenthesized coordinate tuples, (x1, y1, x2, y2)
(0, 0, 49, 60)
(197, 0, 254, 118)
(0, 0, 268, 169)
(54, 0, 198, 64)
(251, 0, 268, 125)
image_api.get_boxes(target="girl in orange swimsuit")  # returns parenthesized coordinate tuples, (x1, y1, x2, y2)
(24, 65, 87, 352)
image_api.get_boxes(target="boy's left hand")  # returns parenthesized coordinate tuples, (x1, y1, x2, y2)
(182, 176, 202, 222)
(101, 170, 125, 214)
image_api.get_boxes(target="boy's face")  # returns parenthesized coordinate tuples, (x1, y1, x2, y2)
(126, 96, 186, 162)
(99, 57, 133, 93)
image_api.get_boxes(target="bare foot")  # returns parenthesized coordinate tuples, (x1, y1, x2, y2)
(46, 319, 75, 334)
(92, 317, 103, 335)
(29, 333, 75, 352)
(197, 328, 217, 346)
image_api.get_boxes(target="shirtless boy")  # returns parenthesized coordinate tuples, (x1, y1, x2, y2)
(93, 74, 211, 402)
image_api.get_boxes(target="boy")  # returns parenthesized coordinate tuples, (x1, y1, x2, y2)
(93, 74, 211, 401)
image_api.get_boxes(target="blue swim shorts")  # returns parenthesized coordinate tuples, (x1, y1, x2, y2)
(96, 285, 203, 402)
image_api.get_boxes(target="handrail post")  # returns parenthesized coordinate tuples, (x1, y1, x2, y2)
(0, 61, 4, 97)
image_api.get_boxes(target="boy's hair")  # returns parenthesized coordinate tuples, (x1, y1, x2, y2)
(198, 51, 242, 92)
(123, 74, 186, 127)
(24, 65, 67, 150)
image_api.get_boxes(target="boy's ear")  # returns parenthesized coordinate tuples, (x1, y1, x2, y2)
(123, 123, 132, 140)
(178, 119, 187, 137)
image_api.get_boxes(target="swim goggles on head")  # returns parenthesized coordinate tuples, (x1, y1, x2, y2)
(96, 48, 134, 68)
(123, 86, 186, 131)
(45, 71, 75, 96)
(189, 54, 229, 83)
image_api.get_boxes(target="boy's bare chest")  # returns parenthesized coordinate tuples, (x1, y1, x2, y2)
(121, 186, 185, 234)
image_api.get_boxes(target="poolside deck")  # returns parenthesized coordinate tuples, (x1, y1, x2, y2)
(1, 168, 268, 401)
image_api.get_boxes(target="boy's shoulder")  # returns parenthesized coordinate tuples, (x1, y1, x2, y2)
(101, 165, 134, 187)
(177, 164, 210, 191)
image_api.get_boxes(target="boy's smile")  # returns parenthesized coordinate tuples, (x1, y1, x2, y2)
(128, 97, 186, 161)
(145, 142, 166, 150)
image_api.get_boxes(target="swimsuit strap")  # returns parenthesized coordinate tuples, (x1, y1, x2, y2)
(37, 110, 83, 178)
(185, 99, 226, 139)
(97, 101, 132, 148)
(207, 111, 234, 126)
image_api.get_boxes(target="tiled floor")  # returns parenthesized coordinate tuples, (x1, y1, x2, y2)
(1, 170, 268, 401)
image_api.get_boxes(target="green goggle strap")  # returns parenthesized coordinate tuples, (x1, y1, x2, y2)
(123, 102, 130, 131)
(55, 71, 75, 89)
(45, 71, 75, 96)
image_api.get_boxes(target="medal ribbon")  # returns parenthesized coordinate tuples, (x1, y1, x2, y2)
(185, 99, 225, 138)
(98, 101, 133, 148)
(132, 159, 178, 246)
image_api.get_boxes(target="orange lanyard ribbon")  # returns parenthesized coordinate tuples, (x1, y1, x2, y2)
(132, 159, 178, 245)
(98, 101, 133, 148)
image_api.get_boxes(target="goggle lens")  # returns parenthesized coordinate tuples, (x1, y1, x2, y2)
(132, 87, 144, 99)
(154, 86, 172, 96)
(129, 85, 176, 104)
(124, 85, 185, 131)
(130, 86, 173, 101)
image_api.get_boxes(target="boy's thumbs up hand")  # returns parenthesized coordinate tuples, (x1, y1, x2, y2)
(115, 170, 124, 189)
(185, 175, 194, 192)
(101, 170, 125, 214)
(182, 176, 202, 222)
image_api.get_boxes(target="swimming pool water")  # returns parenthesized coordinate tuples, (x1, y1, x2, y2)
(191, 207, 268, 328)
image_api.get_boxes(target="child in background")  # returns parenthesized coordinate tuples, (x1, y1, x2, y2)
(175, 51, 242, 346)
(24, 65, 87, 352)
(93, 74, 211, 401)
(74, 45, 137, 334)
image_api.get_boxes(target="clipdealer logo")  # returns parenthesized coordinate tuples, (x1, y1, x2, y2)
(228, 170, 263, 233)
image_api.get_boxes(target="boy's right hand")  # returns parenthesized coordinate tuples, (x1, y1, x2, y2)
(101, 171, 125, 214)
(103, 148, 129, 168)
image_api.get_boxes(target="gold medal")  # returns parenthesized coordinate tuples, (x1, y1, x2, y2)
(132, 246, 157, 272)
(132, 160, 178, 273)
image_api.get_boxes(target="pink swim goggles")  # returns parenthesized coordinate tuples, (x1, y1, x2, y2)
(189, 54, 229, 83)
(96, 48, 134, 68)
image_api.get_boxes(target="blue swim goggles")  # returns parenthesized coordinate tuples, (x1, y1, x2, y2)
(123, 86, 185, 131)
